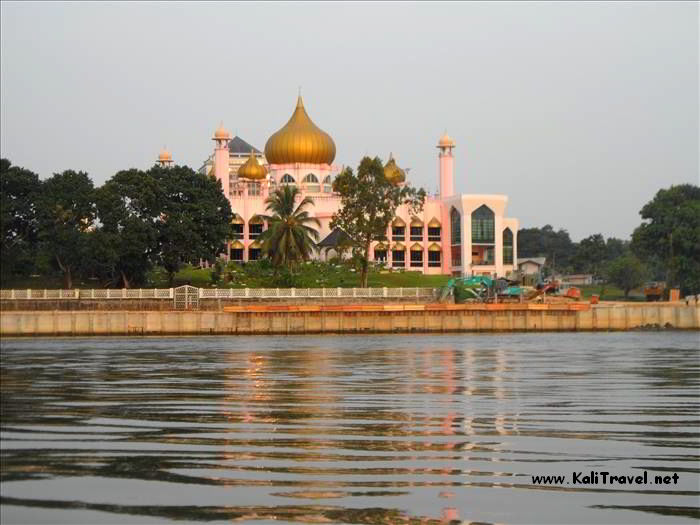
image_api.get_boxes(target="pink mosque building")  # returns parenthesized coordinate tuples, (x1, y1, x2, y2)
(161, 95, 518, 277)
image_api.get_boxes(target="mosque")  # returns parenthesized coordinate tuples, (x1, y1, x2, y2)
(157, 95, 518, 277)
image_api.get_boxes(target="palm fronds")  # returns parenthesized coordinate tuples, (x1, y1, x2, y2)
(259, 186, 320, 270)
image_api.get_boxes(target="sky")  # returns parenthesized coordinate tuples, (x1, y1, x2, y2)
(1, 1, 697, 241)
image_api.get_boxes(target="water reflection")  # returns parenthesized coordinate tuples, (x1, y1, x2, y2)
(1, 333, 699, 524)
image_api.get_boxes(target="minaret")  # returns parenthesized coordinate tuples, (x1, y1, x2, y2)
(437, 132, 455, 199)
(212, 123, 231, 187)
(157, 148, 174, 167)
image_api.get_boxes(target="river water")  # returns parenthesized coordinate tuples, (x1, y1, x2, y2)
(1, 333, 698, 524)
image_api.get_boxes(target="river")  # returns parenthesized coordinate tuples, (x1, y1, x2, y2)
(1, 333, 698, 524)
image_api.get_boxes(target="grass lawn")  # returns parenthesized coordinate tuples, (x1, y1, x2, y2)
(577, 284, 646, 302)
(144, 261, 451, 289)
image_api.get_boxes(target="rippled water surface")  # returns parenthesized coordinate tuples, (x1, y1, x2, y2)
(1, 333, 699, 524)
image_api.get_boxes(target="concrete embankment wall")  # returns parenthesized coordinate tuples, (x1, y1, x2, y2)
(1, 304, 698, 336)
(0, 296, 436, 311)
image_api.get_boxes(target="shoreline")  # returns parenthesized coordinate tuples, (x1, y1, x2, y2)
(1, 303, 698, 336)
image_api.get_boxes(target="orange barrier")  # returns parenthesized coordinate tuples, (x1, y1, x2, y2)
(222, 302, 592, 314)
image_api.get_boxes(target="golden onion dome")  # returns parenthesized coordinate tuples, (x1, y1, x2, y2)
(264, 95, 336, 165)
(437, 132, 456, 148)
(238, 150, 268, 180)
(214, 123, 231, 141)
(158, 149, 172, 162)
(384, 153, 405, 184)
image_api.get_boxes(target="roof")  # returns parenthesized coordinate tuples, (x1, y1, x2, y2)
(517, 257, 546, 266)
(228, 136, 262, 155)
(318, 228, 351, 248)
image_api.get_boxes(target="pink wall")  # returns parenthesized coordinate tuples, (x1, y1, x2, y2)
(213, 139, 229, 191)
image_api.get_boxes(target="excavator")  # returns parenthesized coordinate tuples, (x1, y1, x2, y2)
(439, 276, 525, 303)
(439, 275, 580, 304)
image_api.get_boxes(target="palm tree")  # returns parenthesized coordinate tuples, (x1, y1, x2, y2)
(259, 185, 320, 270)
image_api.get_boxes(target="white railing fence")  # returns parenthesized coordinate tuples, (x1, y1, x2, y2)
(1, 287, 439, 301)
(197, 287, 438, 299)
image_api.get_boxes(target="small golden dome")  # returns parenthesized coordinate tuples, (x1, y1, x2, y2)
(214, 123, 231, 141)
(238, 150, 267, 180)
(384, 153, 405, 184)
(265, 95, 336, 165)
(437, 132, 456, 148)
(158, 149, 172, 162)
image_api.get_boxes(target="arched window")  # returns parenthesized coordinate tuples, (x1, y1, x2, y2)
(503, 228, 513, 264)
(410, 218, 423, 241)
(428, 217, 441, 241)
(322, 175, 332, 193)
(248, 216, 264, 239)
(471, 205, 494, 243)
(280, 174, 295, 184)
(450, 208, 461, 245)
(374, 243, 387, 263)
(302, 173, 320, 192)
(450, 207, 461, 267)
(247, 182, 260, 196)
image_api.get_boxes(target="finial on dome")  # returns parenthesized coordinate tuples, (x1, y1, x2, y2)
(238, 148, 267, 180)
(157, 147, 173, 166)
(437, 131, 456, 149)
(384, 154, 405, 185)
(213, 122, 231, 141)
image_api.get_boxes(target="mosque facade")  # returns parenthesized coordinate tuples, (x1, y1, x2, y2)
(161, 95, 518, 277)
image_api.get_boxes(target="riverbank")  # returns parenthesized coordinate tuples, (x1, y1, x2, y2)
(1, 303, 697, 336)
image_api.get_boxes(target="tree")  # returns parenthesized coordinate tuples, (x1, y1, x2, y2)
(0, 159, 41, 281)
(94, 168, 163, 287)
(36, 170, 96, 289)
(331, 156, 426, 287)
(605, 255, 648, 298)
(572, 234, 607, 276)
(150, 165, 233, 285)
(605, 237, 629, 261)
(517, 225, 575, 272)
(632, 184, 700, 295)
(259, 185, 320, 271)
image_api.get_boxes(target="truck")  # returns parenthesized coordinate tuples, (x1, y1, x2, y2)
(643, 281, 666, 302)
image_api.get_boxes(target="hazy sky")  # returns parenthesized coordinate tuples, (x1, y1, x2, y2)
(1, 1, 697, 240)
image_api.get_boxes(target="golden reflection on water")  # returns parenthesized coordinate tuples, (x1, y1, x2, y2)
(1, 334, 699, 524)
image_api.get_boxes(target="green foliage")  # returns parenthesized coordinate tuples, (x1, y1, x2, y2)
(36, 169, 96, 289)
(517, 225, 575, 271)
(210, 260, 223, 285)
(605, 237, 629, 260)
(0, 159, 42, 280)
(331, 156, 426, 287)
(150, 165, 233, 285)
(519, 225, 632, 277)
(144, 259, 450, 290)
(604, 255, 648, 297)
(573, 234, 607, 276)
(94, 168, 161, 287)
(632, 184, 700, 295)
(1, 158, 234, 289)
(259, 185, 320, 271)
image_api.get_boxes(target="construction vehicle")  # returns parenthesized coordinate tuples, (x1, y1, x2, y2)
(644, 281, 666, 302)
(440, 275, 580, 304)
